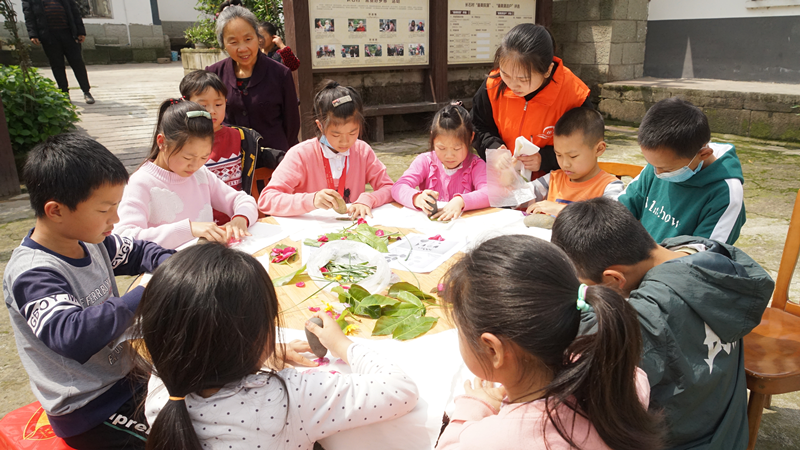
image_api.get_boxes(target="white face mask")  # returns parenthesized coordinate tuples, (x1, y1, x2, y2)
(654, 152, 703, 183)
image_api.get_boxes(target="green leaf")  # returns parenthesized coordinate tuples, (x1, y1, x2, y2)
(353, 302, 381, 319)
(331, 286, 352, 304)
(272, 264, 306, 287)
(303, 238, 323, 247)
(382, 301, 422, 318)
(392, 317, 438, 340)
(372, 310, 424, 336)
(388, 282, 435, 300)
(359, 294, 398, 308)
(347, 284, 370, 301)
(396, 291, 424, 309)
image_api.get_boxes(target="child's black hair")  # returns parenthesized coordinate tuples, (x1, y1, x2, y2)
(551, 197, 659, 282)
(144, 98, 215, 163)
(638, 97, 711, 159)
(179, 70, 228, 100)
(313, 79, 365, 138)
(554, 107, 605, 148)
(490, 23, 556, 99)
(441, 235, 664, 450)
(24, 133, 128, 218)
(429, 102, 474, 154)
(259, 21, 278, 36)
(135, 243, 287, 450)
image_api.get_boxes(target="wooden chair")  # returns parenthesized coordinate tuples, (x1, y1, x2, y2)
(743, 189, 800, 450)
(598, 161, 644, 180)
(250, 167, 273, 219)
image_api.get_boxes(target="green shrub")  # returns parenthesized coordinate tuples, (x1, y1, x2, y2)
(185, 18, 218, 48)
(185, 0, 284, 48)
(0, 65, 80, 157)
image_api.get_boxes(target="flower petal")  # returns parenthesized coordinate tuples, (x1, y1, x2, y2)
(295, 282, 306, 288)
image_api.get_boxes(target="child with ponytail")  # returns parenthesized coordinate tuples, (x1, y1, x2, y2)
(258, 80, 394, 218)
(437, 235, 664, 450)
(115, 98, 258, 249)
(139, 243, 419, 450)
(391, 102, 489, 221)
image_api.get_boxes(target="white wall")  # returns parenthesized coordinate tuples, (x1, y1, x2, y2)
(649, 0, 800, 21)
(5, 0, 153, 25)
(157, 0, 199, 22)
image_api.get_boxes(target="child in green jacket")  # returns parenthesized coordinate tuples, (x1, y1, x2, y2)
(552, 197, 773, 450)
(618, 97, 745, 245)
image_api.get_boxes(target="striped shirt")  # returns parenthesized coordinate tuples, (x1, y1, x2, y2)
(43, 0, 69, 31)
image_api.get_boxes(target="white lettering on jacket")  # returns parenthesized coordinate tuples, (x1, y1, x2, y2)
(646, 196, 681, 229)
(703, 322, 736, 374)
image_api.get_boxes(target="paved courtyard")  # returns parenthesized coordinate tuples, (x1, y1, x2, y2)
(1, 63, 799, 449)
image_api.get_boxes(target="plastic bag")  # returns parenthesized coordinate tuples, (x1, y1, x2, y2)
(486, 148, 535, 207)
(307, 241, 391, 294)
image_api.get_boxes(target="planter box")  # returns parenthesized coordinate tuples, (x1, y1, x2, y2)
(181, 48, 227, 74)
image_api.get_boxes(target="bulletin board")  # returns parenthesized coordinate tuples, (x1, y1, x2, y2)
(447, 0, 536, 64)
(308, 0, 430, 69)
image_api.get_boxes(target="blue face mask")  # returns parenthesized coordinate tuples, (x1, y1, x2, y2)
(654, 153, 703, 183)
(319, 135, 333, 150)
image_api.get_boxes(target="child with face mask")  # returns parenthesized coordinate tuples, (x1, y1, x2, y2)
(617, 97, 745, 245)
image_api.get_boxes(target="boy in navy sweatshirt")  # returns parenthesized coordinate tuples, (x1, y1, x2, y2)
(3, 133, 174, 449)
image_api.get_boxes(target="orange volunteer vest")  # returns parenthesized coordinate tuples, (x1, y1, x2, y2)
(547, 169, 620, 204)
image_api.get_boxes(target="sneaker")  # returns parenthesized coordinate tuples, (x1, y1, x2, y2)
(84, 92, 95, 104)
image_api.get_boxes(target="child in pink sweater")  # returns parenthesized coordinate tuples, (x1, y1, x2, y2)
(437, 235, 664, 450)
(258, 80, 393, 218)
(392, 103, 488, 221)
(115, 99, 258, 249)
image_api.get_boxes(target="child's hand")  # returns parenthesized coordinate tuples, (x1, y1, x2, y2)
(224, 216, 252, 241)
(271, 340, 318, 368)
(431, 196, 464, 221)
(464, 377, 506, 412)
(413, 189, 439, 215)
(526, 200, 565, 216)
(190, 221, 227, 243)
(305, 312, 354, 364)
(272, 34, 286, 49)
(348, 202, 372, 219)
(314, 189, 341, 211)
(516, 153, 542, 172)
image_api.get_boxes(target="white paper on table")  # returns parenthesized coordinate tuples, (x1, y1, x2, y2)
(464, 217, 552, 252)
(228, 222, 289, 254)
(254, 254, 271, 274)
(274, 209, 351, 241)
(276, 327, 475, 450)
(514, 135, 541, 181)
(385, 234, 467, 273)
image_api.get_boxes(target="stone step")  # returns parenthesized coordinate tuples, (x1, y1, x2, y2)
(598, 77, 800, 142)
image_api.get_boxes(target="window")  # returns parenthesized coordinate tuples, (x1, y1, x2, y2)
(78, 0, 112, 18)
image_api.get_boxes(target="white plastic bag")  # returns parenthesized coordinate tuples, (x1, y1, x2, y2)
(306, 241, 391, 294)
(486, 148, 535, 207)
(514, 136, 541, 181)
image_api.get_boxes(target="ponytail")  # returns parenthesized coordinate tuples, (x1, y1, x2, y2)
(441, 235, 663, 450)
(430, 101, 474, 154)
(146, 398, 200, 450)
(544, 285, 665, 450)
(143, 98, 215, 166)
(312, 79, 364, 137)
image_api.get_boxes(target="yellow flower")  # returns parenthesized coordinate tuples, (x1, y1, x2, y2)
(344, 324, 359, 336)
(336, 275, 343, 280)
(323, 302, 335, 313)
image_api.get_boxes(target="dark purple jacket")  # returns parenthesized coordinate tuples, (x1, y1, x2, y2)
(207, 52, 300, 152)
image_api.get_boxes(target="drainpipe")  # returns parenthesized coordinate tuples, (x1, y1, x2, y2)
(120, 0, 131, 45)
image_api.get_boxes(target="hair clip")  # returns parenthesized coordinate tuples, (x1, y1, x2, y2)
(332, 95, 353, 107)
(450, 100, 463, 107)
(169, 98, 183, 106)
(187, 110, 212, 119)
(576, 284, 590, 312)
(168, 396, 186, 402)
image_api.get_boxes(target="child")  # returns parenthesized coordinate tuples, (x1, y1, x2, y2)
(114, 99, 258, 249)
(258, 21, 300, 71)
(392, 102, 489, 221)
(3, 134, 174, 449)
(617, 97, 745, 245)
(140, 243, 419, 449)
(436, 235, 663, 450)
(551, 197, 773, 449)
(179, 69, 284, 225)
(471, 23, 591, 181)
(524, 107, 623, 216)
(258, 80, 394, 218)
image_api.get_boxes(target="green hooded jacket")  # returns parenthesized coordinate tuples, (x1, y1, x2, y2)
(581, 236, 773, 449)
(619, 143, 746, 245)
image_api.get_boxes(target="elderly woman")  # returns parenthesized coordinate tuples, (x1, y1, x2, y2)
(207, 5, 300, 152)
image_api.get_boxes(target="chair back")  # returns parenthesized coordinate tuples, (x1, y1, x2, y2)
(250, 167, 273, 219)
(771, 189, 800, 316)
(598, 162, 644, 180)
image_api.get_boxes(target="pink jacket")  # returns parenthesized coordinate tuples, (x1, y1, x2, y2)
(391, 152, 489, 211)
(114, 161, 258, 249)
(437, 368, 650, 449)
(258, 138, 394, 216)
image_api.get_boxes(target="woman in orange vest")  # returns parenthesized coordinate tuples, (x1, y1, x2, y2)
(471, 24, 591, 181)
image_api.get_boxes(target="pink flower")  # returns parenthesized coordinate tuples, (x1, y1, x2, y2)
(308, 306, 320, 312)
(375, 229, 385, 237)
(333, 313, 340, 319)
(328, 370, 340, 375)
(340, 236, 347, 240)
(342, 286, 350, 290)
(429, 234, 445, 241)
(295, 282, 306, 288)
(325, 310, 334, 318)
(314, 357, 330, 366)
(317, 235, 329, 242)
(320, 267, 329, 273)
(437, 283, 445, 292)
(270, 245, 297, 263)
(356, 218, 367, 225)
(335, 359, 346, 364)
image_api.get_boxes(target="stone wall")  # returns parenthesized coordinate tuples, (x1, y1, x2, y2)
(551, 0, 648, 100)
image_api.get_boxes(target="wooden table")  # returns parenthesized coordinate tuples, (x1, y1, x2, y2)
(257, 205, 502, 338)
